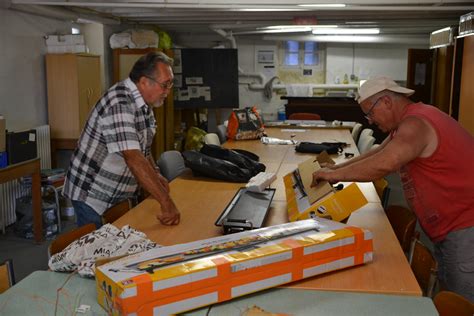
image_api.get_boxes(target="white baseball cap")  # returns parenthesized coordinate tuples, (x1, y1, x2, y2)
(356, 76, 414, 103)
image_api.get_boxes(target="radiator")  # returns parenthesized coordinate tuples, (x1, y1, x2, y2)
(0, 125, 52, 232)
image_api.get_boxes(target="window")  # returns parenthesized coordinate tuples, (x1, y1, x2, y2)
(304, 42, 319, 66)
(284, 41, 299, 66)
(283, 41, 321, 68)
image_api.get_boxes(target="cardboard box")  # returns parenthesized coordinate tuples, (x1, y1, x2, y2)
(96, 218, 373, 315)
(0, 115, 5, 152)
(284, 156, 368, 222)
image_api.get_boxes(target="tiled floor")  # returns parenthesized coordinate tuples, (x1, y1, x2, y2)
(0, 172, 432, 284)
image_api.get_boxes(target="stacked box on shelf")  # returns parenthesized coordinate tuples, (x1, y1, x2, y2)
(96, 218, 373, 315)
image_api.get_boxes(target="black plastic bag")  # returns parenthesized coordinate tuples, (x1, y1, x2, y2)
(200, 144, 265, 175)
(182, 150, 253, 183)
(295, 142, 346, 154)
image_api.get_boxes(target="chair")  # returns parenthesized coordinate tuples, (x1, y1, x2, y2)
(351, 123, 363, 143)
(373, 177, 390, 209)
(101, 199, 132, 224)
(433, 291, 474, 316)
(358, 135, 375, 154)
(157, 150, 188, 182)
(288, 112, 321, 120)
(204, 133, 221, 145)
(216, 124, 227, 144)
(410, 238, 438, 297)
(48, 223, 96, 257)
(0, 259, 15, 294)
(357, 128, 374, 149)
(385, 205, 417, 253)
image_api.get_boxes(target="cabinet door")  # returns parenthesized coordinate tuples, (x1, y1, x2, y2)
(77, 55, 101, 136)
(46, 54, 80, 139)
(458, 36, 474, 136)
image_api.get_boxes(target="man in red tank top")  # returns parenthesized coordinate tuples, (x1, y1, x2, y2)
(311, 76, 474, 302)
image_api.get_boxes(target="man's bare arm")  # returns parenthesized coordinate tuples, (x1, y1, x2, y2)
(328, 136, 389, 170)
(312, 117, 430, 184)
(123, 149, 180, 225)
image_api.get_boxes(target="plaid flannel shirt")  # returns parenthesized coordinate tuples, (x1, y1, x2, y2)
(63, 78, 156, 215)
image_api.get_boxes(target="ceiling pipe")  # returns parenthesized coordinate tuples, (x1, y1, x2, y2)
(9, 1, 474, 11)
(9, 4, 79, 21)
(211, 28, 237, 48)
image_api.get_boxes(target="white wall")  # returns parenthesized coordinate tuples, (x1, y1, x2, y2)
(325, 43, 427, 84)
(0, 3, 74, 131)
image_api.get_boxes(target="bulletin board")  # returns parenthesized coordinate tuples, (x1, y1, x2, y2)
(173, 48, 239, 109)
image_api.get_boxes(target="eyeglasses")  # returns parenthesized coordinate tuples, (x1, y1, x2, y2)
(145, 76, 174, 90)
(363, 96, 383, 120)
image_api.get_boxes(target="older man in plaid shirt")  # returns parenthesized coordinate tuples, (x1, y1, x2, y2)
(63, 52, 180, 228)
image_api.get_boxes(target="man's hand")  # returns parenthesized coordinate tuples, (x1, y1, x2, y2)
(157, 200, 180, 225)
(311, 168, 339, 187)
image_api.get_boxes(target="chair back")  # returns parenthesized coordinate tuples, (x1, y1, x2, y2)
(411, 238, 438, 297)
(102, 199, 132, 224)
(288, 112, 321, 120)
(0, 259, 15, 294)
(357, 128, 374, 148)
(373, 178, 390, 209)
(48, 223, 96, 257)
(216, 124, 227, 144)
(434, 291, 474, 316)
(351, 123, 363, 142)
(157, 150, 188, 182)
(358, 135, 375, 154)
(204, 133, 221, 145)
(385, 205, 417, 252)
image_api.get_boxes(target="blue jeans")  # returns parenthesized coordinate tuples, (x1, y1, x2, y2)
(71, 200, 103, 229)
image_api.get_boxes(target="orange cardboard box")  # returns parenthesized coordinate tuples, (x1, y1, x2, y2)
(284, 156, 368, 222)
(96, 218, 373, 315)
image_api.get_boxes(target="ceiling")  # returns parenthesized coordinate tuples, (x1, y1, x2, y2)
(9, 0, 474, 44)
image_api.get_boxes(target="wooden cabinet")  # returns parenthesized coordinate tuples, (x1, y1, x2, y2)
(113, 48, 175, 158)
(46, 53, 101, 140)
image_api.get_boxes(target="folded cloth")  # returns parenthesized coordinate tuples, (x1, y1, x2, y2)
(48, 224, 159, 277)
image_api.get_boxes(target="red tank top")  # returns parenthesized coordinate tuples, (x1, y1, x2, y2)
(394, 103, 474, 242)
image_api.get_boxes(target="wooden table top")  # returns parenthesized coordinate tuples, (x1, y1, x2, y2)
(114, 127, 421, 296)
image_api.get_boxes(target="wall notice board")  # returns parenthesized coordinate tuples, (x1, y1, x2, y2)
(173, 48, 239, 109)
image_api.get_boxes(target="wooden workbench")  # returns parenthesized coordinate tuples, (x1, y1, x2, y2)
(114, 127, 421, 296)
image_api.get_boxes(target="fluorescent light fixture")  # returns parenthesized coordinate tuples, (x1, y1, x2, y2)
(238, 8, 305, 11)
(311, 35, 379, 42)
(259, 25, 337, 30)
(71, 27, 80, 34)
(298, 3, 346, 7)
(431, 27, 452, 35)
(260, 28, 312, 33)
(312, 28, 379, 34)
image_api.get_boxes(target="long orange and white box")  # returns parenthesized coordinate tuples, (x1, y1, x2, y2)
(96, 218, 373, 315)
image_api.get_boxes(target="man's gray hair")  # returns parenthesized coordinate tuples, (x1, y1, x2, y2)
(129, 51, 174, 83)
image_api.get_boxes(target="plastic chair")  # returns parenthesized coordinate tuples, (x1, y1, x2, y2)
(216, 124, 227, 144)
(204, 133, 221, 146)
(48, 223, 96, 257)
(288, 113, 321, 120)
(433, 291, 474, 316)
(0, 259, 15, 294)
(157, 150, 189, 182)
(351, 123, 363, 142)
(357, 128, 374, 150)
(358, 135, 375, 154)
(410, 238, 438, 297)
(385, 205, 417, 253)
(101, 199, 132, 224)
